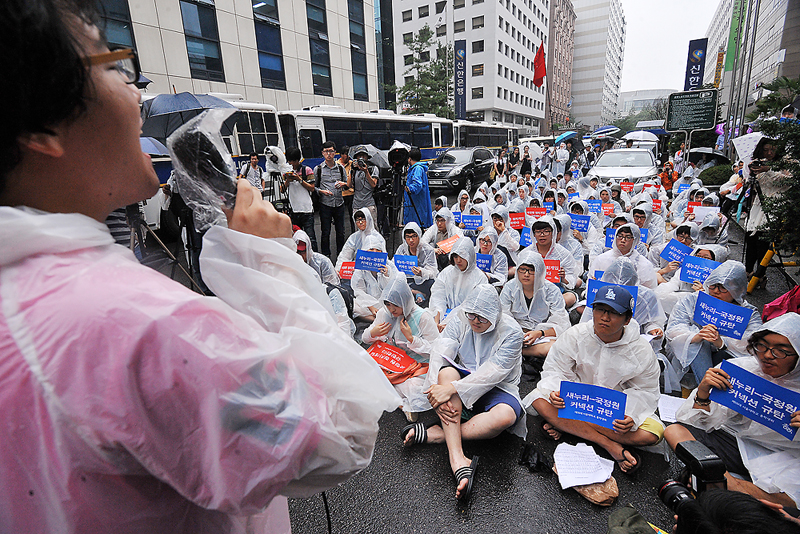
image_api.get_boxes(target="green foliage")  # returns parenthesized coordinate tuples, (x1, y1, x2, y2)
(746, 75, 800, 121)
(393, 25, 454, 119)
(697, 164, 732, 186)
(756, 119, 800, 253)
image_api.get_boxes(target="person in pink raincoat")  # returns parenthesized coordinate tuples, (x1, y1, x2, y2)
(0, 2, 399, 533)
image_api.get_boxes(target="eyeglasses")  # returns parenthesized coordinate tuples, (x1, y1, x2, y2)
(479, 238, 493, 245)
(708, 283, 729, 294)
(752, 341, 797, 360)
(465, 312, 490, 324)
(322, 149, 336, 154)
(83, 48, 140, 84)
(633, 214, 647, 220)
(533, 229, 552, 235)
(517, 267, 535, 275)
(616, 234, 634, 242)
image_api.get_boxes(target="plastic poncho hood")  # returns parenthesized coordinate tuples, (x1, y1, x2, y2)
(350, 208, 381, 249)
(751, 312, 800, 374)
(402, 221, 422, 239)
(703, 260, 748, 303)
(612, 223, 641, 257)
(450, 236, 479, 272)
(458, 284, 503, 334)
(381, 275, 417, 319)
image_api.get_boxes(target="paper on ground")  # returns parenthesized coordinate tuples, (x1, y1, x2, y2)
(658, 394, 686, 423)
(553, 442, 614, 489)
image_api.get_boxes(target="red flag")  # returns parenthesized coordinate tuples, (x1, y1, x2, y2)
(533, 43, 546, 87)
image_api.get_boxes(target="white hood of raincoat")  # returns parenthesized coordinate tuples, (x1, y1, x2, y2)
(336, 207, 385, 269)
(429, 237, 489, 320)
(500, 250, 570, 333)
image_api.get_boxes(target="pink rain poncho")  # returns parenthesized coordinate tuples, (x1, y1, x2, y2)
(0, 207, 400, 533)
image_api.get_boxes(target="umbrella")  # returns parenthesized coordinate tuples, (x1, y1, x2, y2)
(688, 147, 730, 165)
(349, 143, 390, 169)
(623, 130, 659, 142)
(141, 92, 239, 142)
(592, 126, 620, 137)
(731, 132, 765, 179)
(555, 131, 578, 145)
(519, 142, 543, 161)
(134, 73, 152, 90)
(139, 136, 169, 155)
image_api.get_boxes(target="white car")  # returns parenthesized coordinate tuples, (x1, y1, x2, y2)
(587, 148, 660, 188)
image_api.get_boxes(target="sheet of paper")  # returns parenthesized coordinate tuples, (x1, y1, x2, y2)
(658, 394, 687, 423)
(640, 333, 656, 343)
(533, 336, 557, 345)
(553, 443, 614, 489)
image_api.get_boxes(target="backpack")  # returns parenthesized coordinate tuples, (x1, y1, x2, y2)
(314, 163, 346, 189)
(326, 282, 354, 319)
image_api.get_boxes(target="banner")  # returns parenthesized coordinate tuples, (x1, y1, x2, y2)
(462, 214, 482, 230)
(714, 49, 725, 88)
(568, 192, 580, 201)
(526, 207, 547, 219)
(684, 38, 708, 91)
(660, 238, 693, 263)
(437, 235, 460, 253)
(639, 228, 649, 243)
(544, 259, 560, 283)
(339, 261, 355, 280)
(693, 290, 754, 340)
(367, 341, 416, 374)
(393, 254, 418, 275)
(586, 279, 639, 313)
(452, 211, 462, 224)
(652, 199, 662, 211)
(725, 0, 744, 72)
(679, 255, 721, 284)
(605, 228, 616, 248)
(559, 381, 627, 430)
(686, 201, 700, 213)
(355, 250, 388, 271)
(710, 361, 800, 440)
(454, 40, 467, 120)
(569, 213, 591, 232)
(509, 212, 526, 229)
(586, 199, 602, 214)
(620, 182, 634, 193)
(476, 253, 493, 272)
(519, 226, 533, 247)
(601, 203, 615, 216)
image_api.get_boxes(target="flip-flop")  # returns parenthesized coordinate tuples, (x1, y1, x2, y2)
(400, 422, 428, 446)
(614, 448, 641, 475)
(454, 456, 480, 502)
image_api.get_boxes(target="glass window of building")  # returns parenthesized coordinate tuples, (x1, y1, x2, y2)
(472, 87, 483, 99)
(253, 1, 286, 90)
(402, 9, 412, 21)
(472, 40, 484, 53)
(472, 16, 484, 28)
(435, 1, 446, 13)
(454, 20, 465, 32)
(436, 25, 446, 36)
(307, 0, 332, 96)
(454, 0, 466, 8)
(472, 64, 484, 76)
(99, 0, 136, 49)
(403, 32, 413, 43)
(348, 0, 368, 101)
(419, 5, 429, 17)
(180, 0, 225, 82)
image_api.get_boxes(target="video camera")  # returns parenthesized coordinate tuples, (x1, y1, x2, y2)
(388, 143, 410, 172)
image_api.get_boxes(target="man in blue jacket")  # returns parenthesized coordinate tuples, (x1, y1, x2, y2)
(404, 147, 433, 228)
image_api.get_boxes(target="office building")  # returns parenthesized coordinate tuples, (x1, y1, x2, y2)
(570, 0, 626, 129)
(545, 0, 576, 130)
(617, 88, 677, 117)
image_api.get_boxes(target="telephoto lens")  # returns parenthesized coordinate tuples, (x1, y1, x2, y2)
(659, 480, 694, 512)
(658, 480, 719, 534)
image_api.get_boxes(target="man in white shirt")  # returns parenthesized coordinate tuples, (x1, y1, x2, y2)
(283, 147, 317, 251)
(238, 152, 265, 191)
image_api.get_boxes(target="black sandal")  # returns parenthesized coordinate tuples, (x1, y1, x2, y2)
(400, 422, 428, 446)
(454, 456, 480, 502)
(614, 448, 642, 475)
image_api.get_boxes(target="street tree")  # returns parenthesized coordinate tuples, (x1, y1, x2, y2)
(746, 75, 800, 121)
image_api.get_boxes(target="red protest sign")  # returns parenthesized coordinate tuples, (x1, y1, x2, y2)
(544, 259, 561, 284)
(367, 341, 416, 373)
(339, 261, 355, 280)
(643, 183, 656, 189)
(620, 182, 634, 193)
(687, 202, 700, 213)
(526, 207, 547, 219)
(437, 235, 460, 253)
(509, 212, 526, 229)
(652, 199, 662, 210)
(602, 203, 615, 216)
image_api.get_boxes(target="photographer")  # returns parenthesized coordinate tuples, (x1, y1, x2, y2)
(347, 146, 378, 226)
(742, 138, 784, 277)
(237, 152, 265, 192)
(282, 147, 317, 251)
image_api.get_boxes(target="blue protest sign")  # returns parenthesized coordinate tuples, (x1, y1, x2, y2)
(586, 199, 602, 214)
(544, 202, 555, 212)
(462, 214, 482, 230)
(693, 290, 754, 340)
(452, 211, 462, 224)
(355, 250, 388, 272)
(559, 381, 627, 430)
(605, 228, 616, 248)
(519, 226, 532, 247)
(680, 255, 721, 284)
(476, 253, 493, 272)
(586, 279, 638, 313)
(709, 361, 800, 440)
(568, 192, 580, 200)
(569, 213, 590, 232)
(393, 254, 418, 276)
(639, 228, 649, 243)
(594, 270, 604, 280)
(678, 183, 691, 194)
(659, 238, 693, 263)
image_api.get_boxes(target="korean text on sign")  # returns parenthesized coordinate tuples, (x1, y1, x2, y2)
(660, 238, 693, 263)
(544, 259, 560, 283)
(355, 250, 388, 272)
(693, 290, 754, 340)
(461, 214, 482, 230)
(526, 207, 546, 220)
(339, 261, 355, 280)
(437, 235, 460, 254)
(393, 254, 418, 276)
(509, 212, 526, 229)
(679, 255, 721, 284)
(559, 381, 627, 430)
(476, 253, 493, 272)
(569, 213, 590, 232)
(586, 199, 602, 214)
(367, 341, 416, 374)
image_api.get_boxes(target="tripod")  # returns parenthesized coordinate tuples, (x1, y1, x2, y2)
(386, 167, 425, 253)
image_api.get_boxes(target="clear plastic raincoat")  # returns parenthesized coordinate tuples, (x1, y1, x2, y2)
(450, 189, 472, 216)
(500, 250, 570, 333)
(475, 227, 509, 288)
(0, 207, 400, 534)
(293, 229, 340, 285)
(653, 243, 726, 315)
(697, 211, 729, 247)
(521, 215, 580, 289)
(335, 207, 385, 270)
(589, 223, 658, 289)
(424, 285, 526, 437)
(676, 313, 800, 505)
(429, 237, 490, 322)
(491, 205, 521, 257)
(422, 207, 464, 247)
(394, 222, 439, 285)
(555, 214, 585, 272)
(351, 235, 399, 318)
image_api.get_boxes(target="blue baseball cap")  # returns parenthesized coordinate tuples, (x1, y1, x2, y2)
(593, 285, 634, 314)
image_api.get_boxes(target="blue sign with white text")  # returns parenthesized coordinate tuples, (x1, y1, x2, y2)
(544, 202, 555, 212)
(452, 211, 462, 224)
(462, 214, 482, 230)
(660, 238, 693, 263)
(355, 250, 388, 272)
(678, 183, 691, 194)
(680, 255, 721, 284)
(559, 381, 627, 430)
(393, 254, 418, 276)
(454, 40, 467, 119)
(594, 271, 604, 280)
(476, 253, 493, 272)
(568, 192, 580, 200)
(586, 279, 638, 314)
(693, 291, 754, 340)
(586, 199, 602, 214)
(519, 226, 532, 247)
(569, 213, 590, 233)
(683, 38, 708, 91)
(605, 228, 616, 248)
(709, 361, 800, 440)
(639, 228, 649, 243)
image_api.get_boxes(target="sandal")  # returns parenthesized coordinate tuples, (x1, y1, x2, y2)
(614, 448, 642, 475)
(400, 422, 429, 446)
(454, 456, 480, 502)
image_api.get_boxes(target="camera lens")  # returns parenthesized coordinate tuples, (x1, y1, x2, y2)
(659, 480, 694, 512)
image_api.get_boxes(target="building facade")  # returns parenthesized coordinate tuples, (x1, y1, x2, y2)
(392, 0, 550, 135)
(569, 0, 626, 129)
(101, 0, 380, 111)
(545, 0, 576, 130)
(617, 89, 678, 117)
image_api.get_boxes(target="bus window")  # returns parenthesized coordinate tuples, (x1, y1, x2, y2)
(264, 112, 280, 146)
(223, 137, 233, 154)
(433, 126, 440, 147)
(250, 112, 265, 133)
(322, 118, 360, 149)
(299, 129, 323, 159)
(252, 134, 268, 154)
(453, 126, 460, 147)
(412, 122, 432, 148)
(442, 124, 453, 146)
(279, 115, 298, 150)
(238, 134, 254, 155)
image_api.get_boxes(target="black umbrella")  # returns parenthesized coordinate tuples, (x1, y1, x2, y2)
(141, 92, 239, 142)
(349, 143, 390, 169)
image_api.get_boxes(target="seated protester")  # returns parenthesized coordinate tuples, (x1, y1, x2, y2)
(473, 202, 492, 232)
(450, 189, 471, 217)
(362, 276, 439, 359)
(697, 210, 729, 247)
(565, 183, 578, 200)
(671, 168, 696, 197)
(589, 222, 658, 289)
(517, 184, 531, 206)
(597, 185, 623, 216)
(719, 164, 745, 216)
(610, 184, 629, 212)
(472, 189, 488, 207)
(556, 189, 569, 214)
(508, 194, 526, 214)
(664, 313, 800, 508)
(500, 250, 570, 360)
(429, 237, 489, 330)
(293, 229, 340, 285)
(490, 191, 506, 210)
(403, 285, 525, 501)
(475, 227, 509, 289)
(460, 205, 486, 241)
(632, 202, 665, 250)
(589, 214, 630, 267)
(432, 195, 446, 221)
(655, 244, 727, 315)
(665, 260, 762, 387)
(335, 208, 384, 271)
(521, 216, 581, 307)
(395, 222, 439, 303)
(351, 235, 398, 322)
(569, 200, 601, 258)
(524, 285, 663, 473)
(669, 185, 706, 229)
(491, 205, 521, 264)
(579, 257, 667, 351)
(542, 188, 558, 215)
(648, 222, 699, 280)
(422, 207, 465, 271)
(555, 214, 585, 275)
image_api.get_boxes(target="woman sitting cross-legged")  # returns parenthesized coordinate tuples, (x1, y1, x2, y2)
(401, 285, 525, 501)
